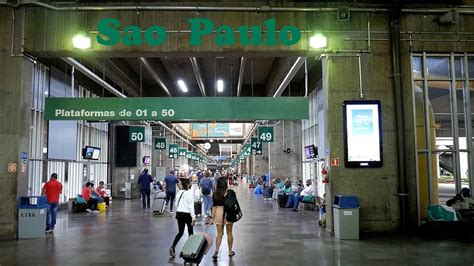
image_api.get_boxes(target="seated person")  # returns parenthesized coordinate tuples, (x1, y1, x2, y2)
(82, 182, 99, 213)
(292, 179, 316, 212)
(283, 179, 292, 194)
(95, 181, 110, 206)
(446, 187, 474, 220)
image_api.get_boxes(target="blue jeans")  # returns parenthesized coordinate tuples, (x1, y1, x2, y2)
(293, 195, 305, 210)
(141, 188, 151, 208)
(202, 194, 213, 216)
(46, 202, 59, 230)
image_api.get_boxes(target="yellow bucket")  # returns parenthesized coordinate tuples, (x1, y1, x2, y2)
(98, 202, 106, 212)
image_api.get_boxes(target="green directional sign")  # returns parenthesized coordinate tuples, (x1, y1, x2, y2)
(258, 126, 274, 142)
(129, 126, 145, 142)
(186, 151, 192, 159)
(179, 148, 187, 157)
(154, 138, 166, 149)
(251, 137, 263, 155)
(45, 97, 309, 121)
(243, 144, 251, 156)
(168, 144, 178, 159)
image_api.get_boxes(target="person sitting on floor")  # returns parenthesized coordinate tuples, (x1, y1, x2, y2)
(82, 182, 99, 213)
(292, 179, 316, 212)
(95, 181, 110, 206)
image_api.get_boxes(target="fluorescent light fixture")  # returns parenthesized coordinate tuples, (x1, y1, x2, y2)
(177, 80, 188, 93)
(72, 33, 91, 49)
(309, 34, 327, 49)
(210, 139, 214, 143)
(217, 79, 224, 92)
(223, 139, 227, 143)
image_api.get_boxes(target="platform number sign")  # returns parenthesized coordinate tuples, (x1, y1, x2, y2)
(251, 138, 263, 155)
(168, 144, 178, 159)
(179, 148, 187, 157)
(258, 127, 274, 142)
(154, 138, 166, 149)
(129, 126, 145, 142)
(186, 151, 192, 159)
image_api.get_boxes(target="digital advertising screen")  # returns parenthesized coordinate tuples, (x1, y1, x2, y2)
(343, 100, 383, 168)
(304, 145, 317, 159)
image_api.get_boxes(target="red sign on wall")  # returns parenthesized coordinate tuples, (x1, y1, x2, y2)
(330, 157, 340, 167)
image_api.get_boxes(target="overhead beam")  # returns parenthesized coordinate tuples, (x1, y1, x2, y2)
(61, 57, 126, 98)
(189, 57, 207, 97)
(84, 58, 140, 97)
(139, 57, 173, 97)
(236, 57, 246, 97)
(266, 57, 306, 97)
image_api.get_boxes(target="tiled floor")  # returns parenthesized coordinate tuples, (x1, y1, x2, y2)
(1, 181, 474, 265)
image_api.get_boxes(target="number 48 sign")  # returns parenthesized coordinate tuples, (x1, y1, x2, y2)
(258, 127, 274, 142)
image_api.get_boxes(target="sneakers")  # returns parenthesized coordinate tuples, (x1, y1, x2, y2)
(169, 248, 175, 257)
(86, 209, 93, 213)
(45, 229, 53, 234)
(93, 210, 100, 213)
(86, 209, 100, 213)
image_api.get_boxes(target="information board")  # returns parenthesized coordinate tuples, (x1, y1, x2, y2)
(154, 138, 166, 149)
(129, 126, 145, 142)
(258, 127, 274, 142)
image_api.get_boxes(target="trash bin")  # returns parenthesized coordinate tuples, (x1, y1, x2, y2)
(18, 196, 48, 238)
(332, 195, 360, 240)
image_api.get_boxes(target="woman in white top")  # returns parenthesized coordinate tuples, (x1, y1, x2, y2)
(169, 178, 195, 257)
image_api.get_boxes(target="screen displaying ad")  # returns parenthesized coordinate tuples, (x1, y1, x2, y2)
(192, 123, 243, 138)
(343, 100, 383, 168)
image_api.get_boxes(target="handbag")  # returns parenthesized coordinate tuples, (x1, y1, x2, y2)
(224, 190, 243, 223)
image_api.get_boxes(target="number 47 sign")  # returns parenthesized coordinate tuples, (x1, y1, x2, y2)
(258, 126, 274, 142)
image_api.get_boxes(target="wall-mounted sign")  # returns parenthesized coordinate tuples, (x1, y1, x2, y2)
(129, 126, 145, 142)
(192, 123, 243, 138)
(154, 138, 167, 149)
(258, 126, 274, 142)
(168, 144, 178, 159)
(179, 148, 187, 157)
(330, 157, 340, 167)
(343, 100, 383, 168)
(45, 97, 309, 121)
(8, 163, 17, 173)
(251, 138, 263, 155)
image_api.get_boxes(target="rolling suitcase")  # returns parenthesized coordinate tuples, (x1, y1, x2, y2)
(194, 201, 202, 216)
(180, 234, 207, 264)
(152, 191, 167, 215)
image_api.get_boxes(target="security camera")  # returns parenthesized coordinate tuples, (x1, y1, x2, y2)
(435, 10, 459, 25)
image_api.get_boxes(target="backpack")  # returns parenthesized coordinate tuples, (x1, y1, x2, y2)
(201, 179, 213, 195)
(224, 190, 243, 223)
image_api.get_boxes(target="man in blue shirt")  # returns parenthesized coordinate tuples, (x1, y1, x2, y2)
(138, 169, 154, 209)
(200, 171, 214, 219)
(164, 170, 180, 213)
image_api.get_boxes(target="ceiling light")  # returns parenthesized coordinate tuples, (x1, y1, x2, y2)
(309, 34, 327, 49)
(217, 79, 224, 92)
(210, 139, 214, 143)
(177, 80, 188, 93)
(72, 33, 91, 49)
(223, 139, 227, 143)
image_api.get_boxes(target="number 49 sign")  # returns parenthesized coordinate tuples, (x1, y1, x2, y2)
(258, 126, 274, 142)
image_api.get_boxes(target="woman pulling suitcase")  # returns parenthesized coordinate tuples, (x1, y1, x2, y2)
(169, 178, 195, 257)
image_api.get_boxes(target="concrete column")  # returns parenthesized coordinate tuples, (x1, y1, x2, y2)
(254, 121, 302, 181)
(0, 7, 33, 239)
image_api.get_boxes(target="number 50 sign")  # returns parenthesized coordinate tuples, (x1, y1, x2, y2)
(258, 126, 274, 142)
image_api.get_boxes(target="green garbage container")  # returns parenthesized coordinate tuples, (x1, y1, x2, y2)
(18, 196, 48, 239)
(332, 195, 360, 240)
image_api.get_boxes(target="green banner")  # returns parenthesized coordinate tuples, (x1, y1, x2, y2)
(168, 144, 178, 159)
(186, 151, 192, 159)
(258, 126, 274, 142)
(251, 137, 263, 155)
(154, 138, 166, 149)
(45, 97, 309, 121)
(129, 126, 145, 142)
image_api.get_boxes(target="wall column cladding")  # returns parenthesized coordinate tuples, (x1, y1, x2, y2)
(0, 7, 33, 239)
(253, 121, 302, 180)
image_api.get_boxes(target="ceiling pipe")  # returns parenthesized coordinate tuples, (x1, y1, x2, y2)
(61, 57, 126, 98)
(139, 57, 172, 97)
(62, 57, 213, 161)
(236, 57, 246, 97)
(19, 2, 474, 14)
(272, 57, 306, 97)
(189, 57, 206, 97)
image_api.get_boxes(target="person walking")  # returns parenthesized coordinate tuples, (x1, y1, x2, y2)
(200, 171, 214, 221)
(137, 169, 154, 209)
(42, 173, 63, 234)
(164, 170, 180, 213)
(169, 178, 195, 257)
(211, 177, 236, 260)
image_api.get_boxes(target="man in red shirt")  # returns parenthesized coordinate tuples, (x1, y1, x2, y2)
(95, 181, 110, 206)
(42, 173, 63, 234)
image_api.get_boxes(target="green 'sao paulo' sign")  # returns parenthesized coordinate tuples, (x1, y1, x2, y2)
(45, 97, 309, 121)
(97, 18, 301, 47)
